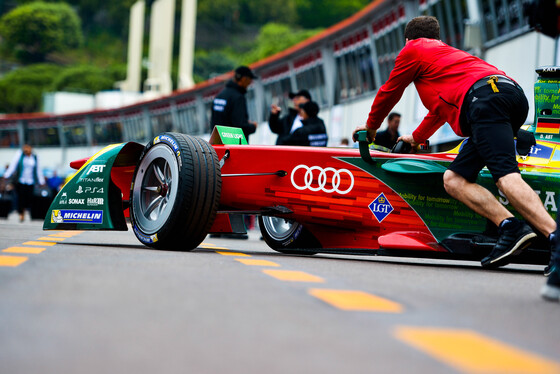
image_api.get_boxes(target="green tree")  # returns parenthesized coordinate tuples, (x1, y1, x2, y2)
(0, 64, 62, 113)
(193, 50, 237, 83)
(242, 23, 322, 64)
(295, 0, 371, 28)
(51, 64, 126, 94)
(0, 1, 83, 63)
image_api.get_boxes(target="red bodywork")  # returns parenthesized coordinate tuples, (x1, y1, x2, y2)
(212, 145, 454, 252)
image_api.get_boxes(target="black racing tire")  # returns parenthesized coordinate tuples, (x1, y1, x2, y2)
(258, 215, 320, 255)
(129, 133, 221, 250)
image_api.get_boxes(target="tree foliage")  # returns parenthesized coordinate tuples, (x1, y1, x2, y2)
(51, 64, 126, 94)
(15, 0, 136, 37)
(193, 50, 237, 83)
(241, 23, 322, 64)
(197, 0, 370, 28)
(295, 0, 371, 28)
(0, 1, 83, 63)
(0, 64, 62, 113)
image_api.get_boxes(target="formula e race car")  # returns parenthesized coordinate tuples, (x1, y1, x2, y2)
(43, 68, 560, 266)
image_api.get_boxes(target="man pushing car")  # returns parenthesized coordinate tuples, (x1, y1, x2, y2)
(353, 16, 557, 272)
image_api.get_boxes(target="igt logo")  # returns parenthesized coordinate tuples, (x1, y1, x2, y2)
(86, 164, 106, 175)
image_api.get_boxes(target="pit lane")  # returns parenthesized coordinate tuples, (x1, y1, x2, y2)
(1, 215, 559, 374)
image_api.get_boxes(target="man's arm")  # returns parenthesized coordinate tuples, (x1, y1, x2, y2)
(230, 97, 256, 135)
(268, 110, 283, 135)
(366, 45, 420, 131)
(2, 150, 22, 180)
(412, 112, 445, 143)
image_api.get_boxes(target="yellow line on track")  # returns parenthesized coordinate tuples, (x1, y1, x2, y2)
(216, 251, 251, 257)
(0, 255, 28, 267)
(3, 246, 46, 254)
(235, 259, 280, 267)
(36, 237, 65, 242)
(394, 326, 560, 374)
(309, 289, 403, 312)
(22, 241, 57, 247)
(263, 270, 324, 283)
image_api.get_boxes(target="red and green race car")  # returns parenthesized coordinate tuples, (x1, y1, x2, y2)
(43, 68, 560, 267)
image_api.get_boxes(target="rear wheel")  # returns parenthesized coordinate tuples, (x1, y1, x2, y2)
(130, 133, 221, 250)
(259, 215, 320, 255)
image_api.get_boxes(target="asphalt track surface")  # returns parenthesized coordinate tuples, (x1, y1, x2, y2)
(1, 214, 559, 374)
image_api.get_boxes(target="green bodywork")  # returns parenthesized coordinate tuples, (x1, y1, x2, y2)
(43, 143, 131, 230)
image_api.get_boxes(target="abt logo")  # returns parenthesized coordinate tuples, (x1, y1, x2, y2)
(86, 164, 106, 175)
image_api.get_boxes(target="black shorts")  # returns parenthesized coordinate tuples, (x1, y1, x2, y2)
(448, 82, 529, 183)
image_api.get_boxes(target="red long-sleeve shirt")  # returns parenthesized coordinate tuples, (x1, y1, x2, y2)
(366, 38, 508, 143)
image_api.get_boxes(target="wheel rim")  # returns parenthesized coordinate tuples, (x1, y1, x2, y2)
(132, 144, 179, 234)
(262, 216, 299, 241)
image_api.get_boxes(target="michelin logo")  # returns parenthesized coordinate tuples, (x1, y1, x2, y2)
(133, 224, 158, 244)
(51, 209, 103, 224)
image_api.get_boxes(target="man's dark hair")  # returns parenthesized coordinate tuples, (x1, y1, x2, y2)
(404, 16, 440, 40)
(388, 112, 401, 121)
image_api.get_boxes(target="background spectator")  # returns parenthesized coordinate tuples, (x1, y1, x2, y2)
(211, 66, 258, 142)
(3, 144, 46, 222)
(269, 89, 311, 145)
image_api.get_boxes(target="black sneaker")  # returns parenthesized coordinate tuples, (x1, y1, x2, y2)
(541, 263, 560, 301)
(544, 261, 554, 277)
(481, 220, 536, 268)
(544, 232, 557, 276)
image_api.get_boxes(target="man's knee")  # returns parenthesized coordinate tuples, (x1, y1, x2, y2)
(443, 170, 465, 197)
(496, 172, 522, 191)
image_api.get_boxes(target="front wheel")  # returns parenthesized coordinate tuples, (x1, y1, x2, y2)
(130, 133, 221, 250)
(258, 215, 320, 255)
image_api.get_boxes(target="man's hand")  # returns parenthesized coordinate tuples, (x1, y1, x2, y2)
(270, 104, 281, 115)
(250, 121, 258, 129)
(352, 125, 377, 143)
(397, 134, 420, 149)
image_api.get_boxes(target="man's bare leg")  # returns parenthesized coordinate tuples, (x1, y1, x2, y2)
(443, 170, 512, 226)
(496, 172, 556, 237)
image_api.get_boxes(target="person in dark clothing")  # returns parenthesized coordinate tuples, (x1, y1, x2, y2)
(281, 101, 328, 146)
(374, 112, 401, 149)
(269, 89, 311, 145)
(211, 66, 258, 141)
(3, 144, 46, 222)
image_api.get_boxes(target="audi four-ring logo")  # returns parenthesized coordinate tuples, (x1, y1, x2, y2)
(290, 165, 354, 194)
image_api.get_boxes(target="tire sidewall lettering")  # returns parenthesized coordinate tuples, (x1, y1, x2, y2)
(153, 134, 183, 169)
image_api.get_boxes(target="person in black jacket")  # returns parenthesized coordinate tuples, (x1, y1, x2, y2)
(282, 101, 328, 146)
(268, 89, 311, 145)
(373, 112, 401, 149)
(211, 66, 258, 141)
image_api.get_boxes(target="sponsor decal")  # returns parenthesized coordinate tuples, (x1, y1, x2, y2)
(369, 193, 394, 223)
(68, 198, 85, 205)
(133, 224, 158, 244)
(86, 164, 106, 175)
(290, 164, 354, 195)
(59, 192, 68, 205)
(51, 209, 103, 224)
(76, 186, 104, 194)
(527, 144, 554, 159)
(154, 135, 182, 167)
(87, 197, 104, 206)
(499, 189, 558, 212)
(79, 177, 104, 183)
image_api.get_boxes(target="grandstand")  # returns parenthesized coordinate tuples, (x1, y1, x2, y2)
(0, 0, 556, 171)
